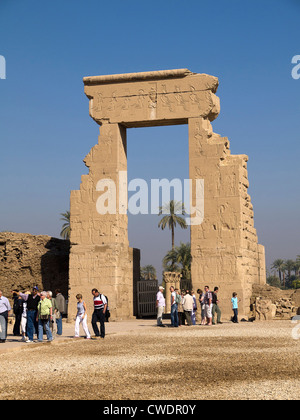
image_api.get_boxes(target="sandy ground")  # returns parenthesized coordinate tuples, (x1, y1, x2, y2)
(1, 318, 300, 400)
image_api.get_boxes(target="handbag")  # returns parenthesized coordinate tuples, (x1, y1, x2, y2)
(38, 301, 50, 320)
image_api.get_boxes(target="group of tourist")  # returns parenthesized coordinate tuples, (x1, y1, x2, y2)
(156, 285, 241, 327)
(0, 287, 109, 343)
(0, 284, 242, 343)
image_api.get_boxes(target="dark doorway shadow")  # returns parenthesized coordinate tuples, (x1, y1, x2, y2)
(41, 238, 70, 300)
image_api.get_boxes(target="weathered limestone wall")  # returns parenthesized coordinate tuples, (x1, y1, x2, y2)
(69, 123, 139, 320)
(189, 117, 266, 318)
(250, 284, 299, 321)
(0, 232, 69, 303)
(69, 68, 266, 321)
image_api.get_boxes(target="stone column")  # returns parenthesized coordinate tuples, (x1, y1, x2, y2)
(163, 272, 182, 313)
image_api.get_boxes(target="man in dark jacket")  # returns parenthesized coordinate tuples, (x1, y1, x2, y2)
(54, 289, 66, 335)
(212, 287, 222, 325)
(16, 286, 40, 343)
(12, 290, 23, 336)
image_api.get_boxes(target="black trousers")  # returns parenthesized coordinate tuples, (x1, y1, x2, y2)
(92, 309, 105, 338)
(13, 312, 22, 336)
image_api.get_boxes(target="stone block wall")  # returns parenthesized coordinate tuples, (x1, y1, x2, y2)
(0, 232, 69, 305)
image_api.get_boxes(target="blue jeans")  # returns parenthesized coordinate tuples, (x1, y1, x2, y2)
(171, 304, 178, 327)
(56, 317, 63, 335)
(38, 319, 53, 341)
(27, 310, 38, 341)
(232, 308, 238, 323)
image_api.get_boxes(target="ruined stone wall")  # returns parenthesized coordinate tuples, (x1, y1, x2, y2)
(69, 123, 139, 321)
(250, 284, 299, 320)
(0, 232, 69, 304)
(69, 68, 266, 321)
(189, 118, 266, 318)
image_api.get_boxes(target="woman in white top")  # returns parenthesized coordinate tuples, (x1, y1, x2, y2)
(21, 292, 29, 342)
(74, 294, 91, 339)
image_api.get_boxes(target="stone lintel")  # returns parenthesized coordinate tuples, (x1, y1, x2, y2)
(83, 68, 193, 86)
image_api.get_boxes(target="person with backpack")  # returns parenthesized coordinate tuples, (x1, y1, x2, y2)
(91, 288, 107, 339)
(104, 295, 110, 322)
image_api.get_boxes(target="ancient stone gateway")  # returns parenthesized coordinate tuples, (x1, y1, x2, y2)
(68, 69, 266, 320)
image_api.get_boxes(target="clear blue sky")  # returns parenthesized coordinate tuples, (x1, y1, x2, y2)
(0, 0, 299, 279)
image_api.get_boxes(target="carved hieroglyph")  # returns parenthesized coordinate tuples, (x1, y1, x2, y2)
(69, 69, 266, 320)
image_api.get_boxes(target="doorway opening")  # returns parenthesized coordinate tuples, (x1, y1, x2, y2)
(127, 124, 191, 292)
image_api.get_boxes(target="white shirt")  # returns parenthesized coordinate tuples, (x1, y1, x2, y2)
(156, 291, 165, 307)
(0, 296, 11, 314)
(171, 291, 177, 306)
(182, 294, 194, 311)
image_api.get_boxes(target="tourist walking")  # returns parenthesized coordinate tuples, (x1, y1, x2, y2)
(231, 292, 241, 323)
(17, 286, 40, 343)
(182, 291, 194, 326)
(47, 291, 57, 339)
(0, 290, 11, 343)
(177, 290, 185, 326)
(91, 288, 107, 338)
(197, 289, 206, 325)
(170, 286, 178, 327)
(74, 294, 91, 339)
(204, 286, 213, 326)
(212, 287, 222, 325)
(191, 290, 197, 325)
(54, 289, 66, 335)
(20, 296, 28, 342)
(156, 286, 165, 327)
(36, 291, 53, 342)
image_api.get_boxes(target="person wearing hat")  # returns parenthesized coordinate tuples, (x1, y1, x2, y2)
(15, 286, 40, 343)
(156, 286, 165, 327)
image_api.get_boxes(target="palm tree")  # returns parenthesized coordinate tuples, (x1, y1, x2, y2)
(60, 211, 70, 240)
(295, 256, 300, 277)
(140, 265, 157, 280)
(284, 259, 295, 280)
(163, 242, 192, 280)
(293, 260, 300, 277)
(271, 259, 285, 286)
(158, 200, 187, 250)
(163, 248, 180, 273)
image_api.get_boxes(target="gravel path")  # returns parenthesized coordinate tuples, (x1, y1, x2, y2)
(1, 320, 299, 400)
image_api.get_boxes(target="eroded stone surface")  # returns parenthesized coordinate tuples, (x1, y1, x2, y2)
(69, 69, 266, 320)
